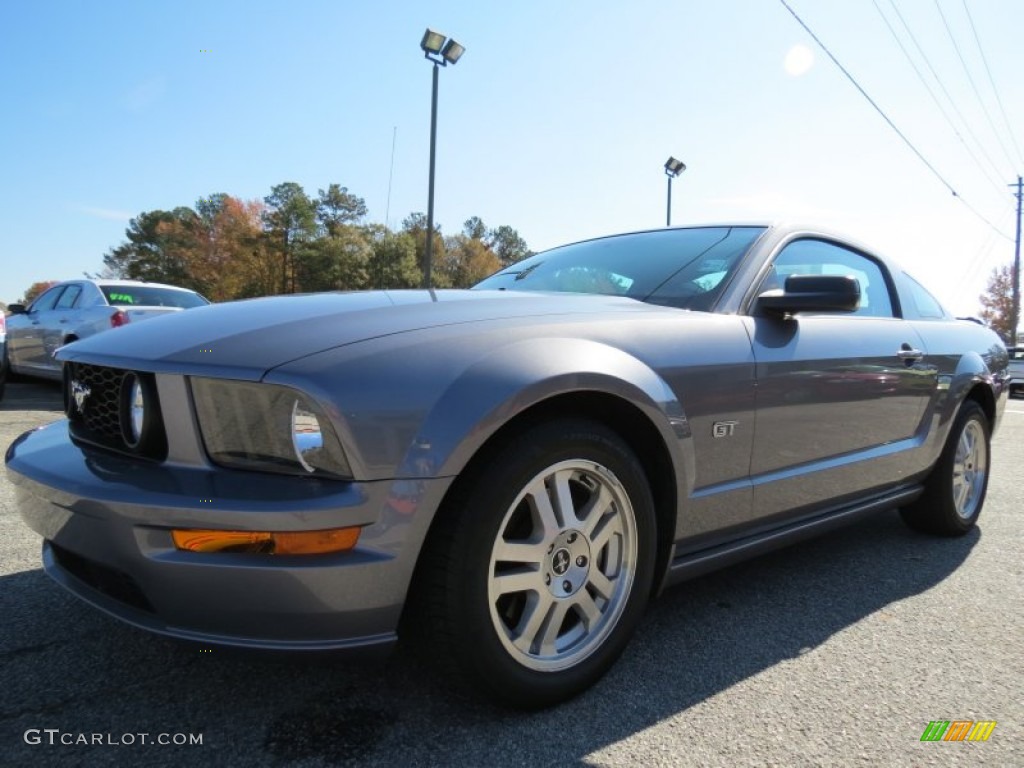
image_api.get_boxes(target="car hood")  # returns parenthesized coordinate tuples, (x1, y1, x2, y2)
(57, 289, 667, 380)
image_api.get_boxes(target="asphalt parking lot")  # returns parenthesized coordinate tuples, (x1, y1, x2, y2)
(0, 380, 1021, 767)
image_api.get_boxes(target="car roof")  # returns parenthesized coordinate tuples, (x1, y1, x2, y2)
(56, 279, 198, 293)
(541, 222, 883, 256)
(93, 280, 196, 290)
(537, 222, 900, 273)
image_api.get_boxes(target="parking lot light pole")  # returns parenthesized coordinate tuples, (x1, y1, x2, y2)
(664, 157, 686, 227)
(420, 29, 465, 289)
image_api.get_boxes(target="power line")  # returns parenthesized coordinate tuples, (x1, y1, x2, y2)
(776, 0, 1012, 241)
(957, 199, 1014, 291)
(961, 0, 1024, 167)
(886, 0, 1006, 185)
(870, 0, 1006, 196)
(933, 0, 1017, 172)
(778, 0, 953, 193)
(956, 193, 1014, 242)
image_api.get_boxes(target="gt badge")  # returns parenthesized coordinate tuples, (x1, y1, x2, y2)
(712, 421, 738, 438)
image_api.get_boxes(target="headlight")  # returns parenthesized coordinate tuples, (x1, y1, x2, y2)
(190, 378, 352, 479)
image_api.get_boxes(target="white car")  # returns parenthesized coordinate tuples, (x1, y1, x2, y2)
(0, 310, 7, 399)
(3, 279, 208, 384)
(1009, 346, 1024, 398)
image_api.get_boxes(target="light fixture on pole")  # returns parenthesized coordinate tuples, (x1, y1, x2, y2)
(420, 28, 466, 289)
(664, 157, 686, 227)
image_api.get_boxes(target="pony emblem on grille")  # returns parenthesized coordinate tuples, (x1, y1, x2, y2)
(71, 380, 91, 412)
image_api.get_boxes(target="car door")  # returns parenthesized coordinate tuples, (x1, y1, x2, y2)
(746, 239, 934, 524)
(41, 282, 84, 367)
(12, 285, 66, 372)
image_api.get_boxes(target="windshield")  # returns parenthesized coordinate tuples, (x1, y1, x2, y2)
(473, 226, 764, 311)
(100, 285, 209, 309)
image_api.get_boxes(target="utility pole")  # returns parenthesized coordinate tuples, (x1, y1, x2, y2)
(1012, 175, 1022, 346)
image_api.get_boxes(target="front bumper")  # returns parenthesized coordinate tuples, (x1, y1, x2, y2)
(6, 421, 453, 651)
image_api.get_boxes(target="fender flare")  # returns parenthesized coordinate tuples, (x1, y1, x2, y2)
(401, 337, 694, 502)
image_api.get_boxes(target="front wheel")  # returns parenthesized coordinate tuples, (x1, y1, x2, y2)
(412, 419, 657, 709)
(900, 401, 990, 536)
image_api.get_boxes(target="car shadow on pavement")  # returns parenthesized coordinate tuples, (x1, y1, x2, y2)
(0, 509, 976, 767)
(0, 381, 64, 413)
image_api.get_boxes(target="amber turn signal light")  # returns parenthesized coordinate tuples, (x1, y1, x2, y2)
(172, 527, 360, 555)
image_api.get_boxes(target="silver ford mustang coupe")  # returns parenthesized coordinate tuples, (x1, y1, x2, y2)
(6, 224, 1009, 708)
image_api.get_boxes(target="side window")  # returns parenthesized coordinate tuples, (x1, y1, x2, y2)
(55, 284, 82, 309)
(761, 239, 894, 318)
(76, 283, 104, 308)
(29, 286, 65, 312)
(904, 274, 946, 319)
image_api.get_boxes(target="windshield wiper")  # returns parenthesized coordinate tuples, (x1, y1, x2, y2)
(513, 262, 542, 281)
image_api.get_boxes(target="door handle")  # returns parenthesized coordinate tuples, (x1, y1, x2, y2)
(897, 344, 923, 362)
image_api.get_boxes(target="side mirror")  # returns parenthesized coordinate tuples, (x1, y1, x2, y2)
(7, 303, 27, 315)
(756, 274, 861, 316)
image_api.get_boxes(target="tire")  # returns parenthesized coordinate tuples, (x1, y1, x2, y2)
(900, 401, 990, 536)
(412, 418, 657, 709)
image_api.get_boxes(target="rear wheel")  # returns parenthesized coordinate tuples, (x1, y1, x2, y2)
(412, 419, 656, 709)
(900, 401, 990, 536)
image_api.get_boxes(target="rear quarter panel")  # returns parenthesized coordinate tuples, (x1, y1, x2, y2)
(907, 319, 1008, 470)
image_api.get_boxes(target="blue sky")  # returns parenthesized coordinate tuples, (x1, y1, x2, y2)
(1, 0, 1021, 316)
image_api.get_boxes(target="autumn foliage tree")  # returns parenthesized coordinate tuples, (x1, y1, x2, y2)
(978, 263, 1017, 343)
(22, 280, 59, 304)
(98, 181, 531, 300)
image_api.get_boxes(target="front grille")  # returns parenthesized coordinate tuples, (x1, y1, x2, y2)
(50, 542, 154, 614)
(65, 362, 167, 460)
(67, 363, 123, 442)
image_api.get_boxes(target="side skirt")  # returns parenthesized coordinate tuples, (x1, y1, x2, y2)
(662, 485, 924, 588)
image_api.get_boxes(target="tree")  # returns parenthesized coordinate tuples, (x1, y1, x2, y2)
(316, 184, 368, 236)
(195, 193, 229, 228)
(192, 196, 269, 300)
(402, 212, 446, 285)
(463, 216, 487, 240)
(440, 234, 501, 287)
(101, 197, 271, 301)
(82, 266, 120, 280)
(90, 183, 533, 300)
(488, 224, 531, 266)
(102, 208, 203, 289)
(263, 182, 318, 293)
(978, 264, 1015, 343)
(296, 227, 373, 292)
(365, 226, 421, 289)
(21, 280, 59, 304)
